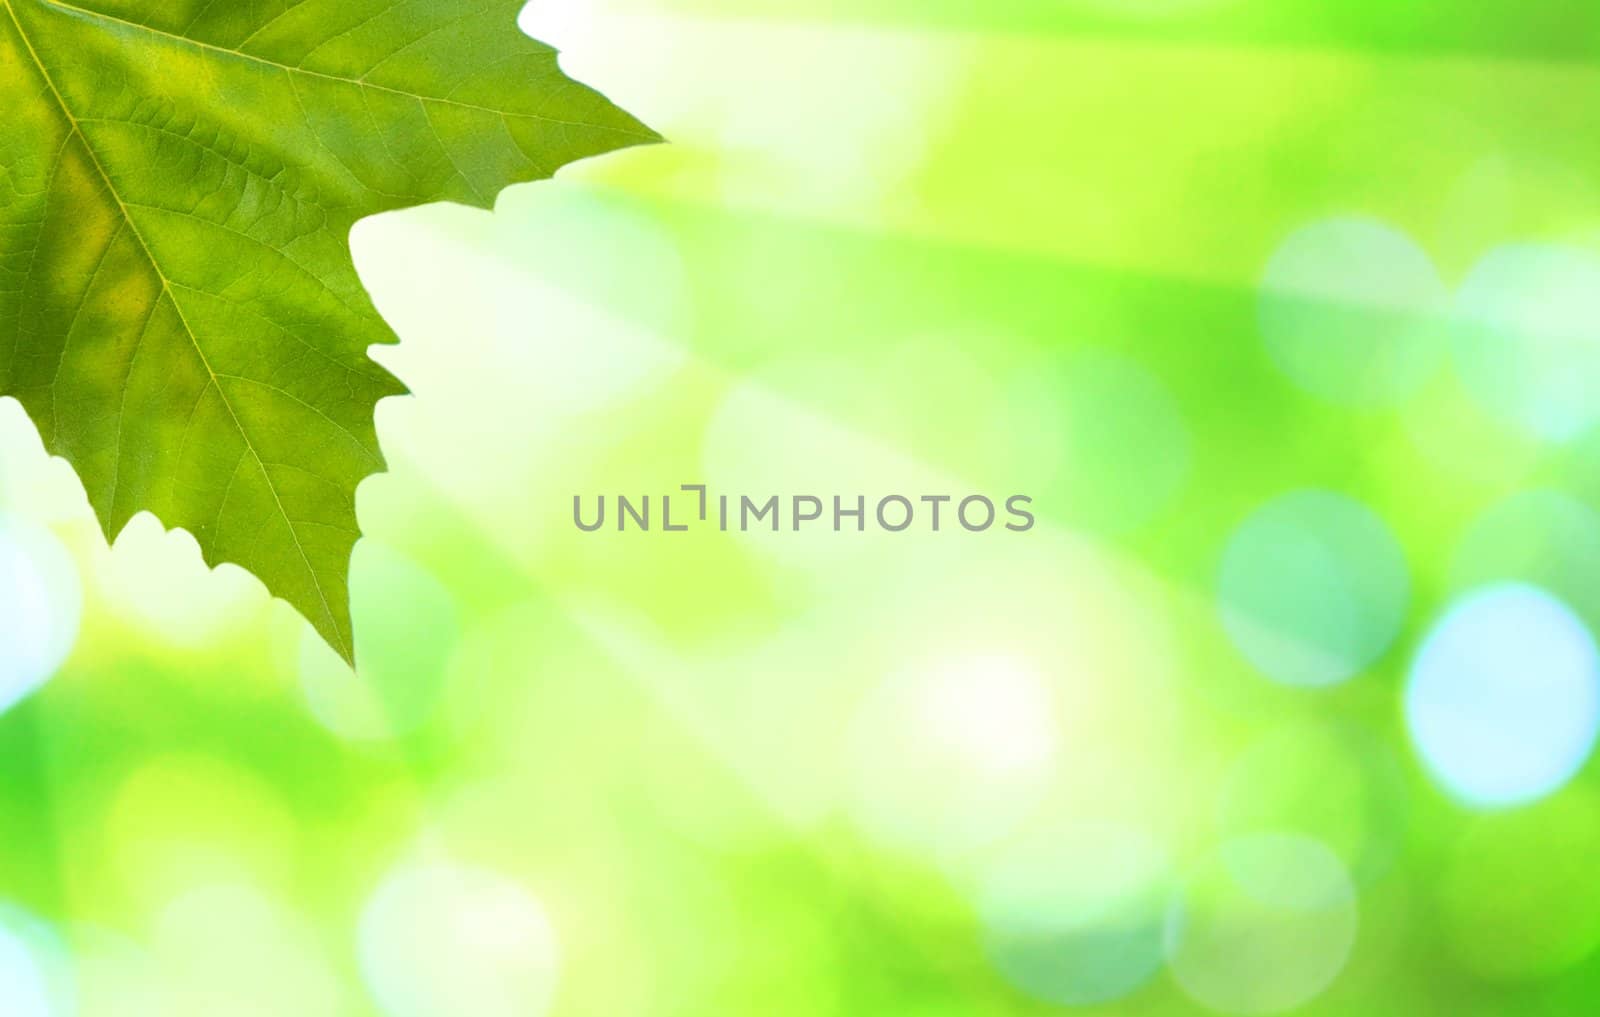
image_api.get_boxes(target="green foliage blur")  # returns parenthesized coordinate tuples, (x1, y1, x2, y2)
(0, 0, 1598, 1014)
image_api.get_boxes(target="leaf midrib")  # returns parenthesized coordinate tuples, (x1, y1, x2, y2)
(30, 0, 658, 139)
(0, 0, 350, 658)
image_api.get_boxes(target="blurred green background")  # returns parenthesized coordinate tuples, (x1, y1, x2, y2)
(2, 0, 1600, 1013)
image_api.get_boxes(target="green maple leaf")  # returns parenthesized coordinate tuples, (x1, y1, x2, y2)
(0, 0, 656, 661)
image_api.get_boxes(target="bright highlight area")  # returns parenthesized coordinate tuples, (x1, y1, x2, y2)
(1406, 584, 1600, 808)
(359, 861, 559, 1017)
(849, 654, 1060, 861)
(0, 910, 57, 1017)
(0, 0, 1598, 1013)
(0, 516, 79, 715)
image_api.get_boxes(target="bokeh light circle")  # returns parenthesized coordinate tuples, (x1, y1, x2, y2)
(1165, 833, 1358, 1015)
(976, 822, 1171, 1005)
(1453, 244, 1600, 442)
(1406, 583, 1600, 808)
(1259, 217, 1448, 406)
(358, 860, 558, 1017)
(0, 908, 61, 1017)
(0, 515, 79, 714)
(1218, 491, 1409, 686)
